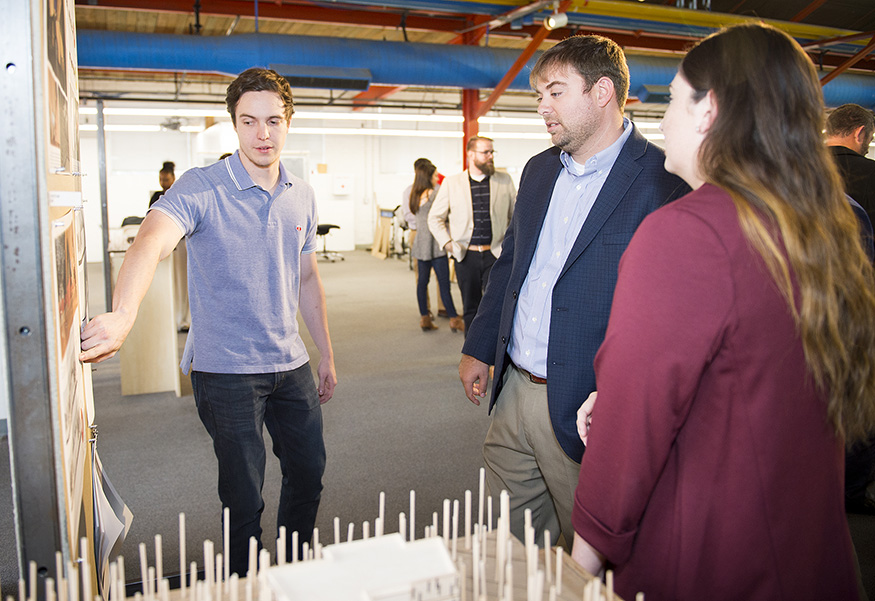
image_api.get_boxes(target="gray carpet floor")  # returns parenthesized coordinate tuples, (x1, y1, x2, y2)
(1, 249, 873, 598)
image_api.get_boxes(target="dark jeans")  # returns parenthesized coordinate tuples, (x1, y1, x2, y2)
(454, 249, 496, 333)
(192, 366, 325, 576)
(416, 256, 458, 317)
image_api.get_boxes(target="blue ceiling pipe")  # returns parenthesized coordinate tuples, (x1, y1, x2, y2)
(77, 30, 875, 109)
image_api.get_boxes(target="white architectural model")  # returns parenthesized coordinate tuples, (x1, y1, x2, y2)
(266, 534, 458, 601)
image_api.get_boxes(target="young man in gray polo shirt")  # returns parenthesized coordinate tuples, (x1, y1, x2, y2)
(80, 68, 336, 575)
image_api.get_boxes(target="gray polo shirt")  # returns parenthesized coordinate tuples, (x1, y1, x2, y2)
(151, 151, 317, 375)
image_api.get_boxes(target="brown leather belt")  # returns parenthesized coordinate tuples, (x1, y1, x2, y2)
(512, 361, 547, 385)
(468, 244, 491, 252)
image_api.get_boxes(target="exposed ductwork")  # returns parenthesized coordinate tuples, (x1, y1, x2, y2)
(77, 30, 875, 109)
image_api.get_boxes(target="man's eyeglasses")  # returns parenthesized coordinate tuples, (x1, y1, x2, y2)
(474, 149, 495, 156)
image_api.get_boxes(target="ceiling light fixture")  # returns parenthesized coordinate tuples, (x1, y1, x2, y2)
(544, 10, 568, 30)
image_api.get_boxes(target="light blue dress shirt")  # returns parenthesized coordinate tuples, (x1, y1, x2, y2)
(508, 119, 633, 378)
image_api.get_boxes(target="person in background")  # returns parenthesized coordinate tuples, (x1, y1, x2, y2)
(826, 104, 875, 517)
(409, 160, 464, 333)
(826, 103, 875, 227)
(80, 68, 336, 576)
(149, 161, 175, 207)
(402, 158, 446, 318)
(428, 136, 516, 334)
(458, 35, 687, 550)
(571, 24, 875, 601)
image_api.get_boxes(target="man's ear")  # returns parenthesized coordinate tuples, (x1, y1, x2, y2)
(854, 125, 867, 145)
(594, 76, 616, 109)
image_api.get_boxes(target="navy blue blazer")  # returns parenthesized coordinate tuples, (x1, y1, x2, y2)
(462, 126, 689, 461)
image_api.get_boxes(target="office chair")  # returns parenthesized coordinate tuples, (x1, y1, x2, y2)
(316, 224, 344, 262)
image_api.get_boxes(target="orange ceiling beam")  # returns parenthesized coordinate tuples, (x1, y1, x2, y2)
(792, 0, 828, 23)
(820, 32, 875, 85)
(476, 0, 572, 119)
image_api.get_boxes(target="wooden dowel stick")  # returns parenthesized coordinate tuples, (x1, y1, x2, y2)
(333, 517, 340, 545)
(458, 560, 466, 601)
(363, 521, 370, 540)
(204, 540, 214, 594)
(223, 508, 230, 586)
(55, 553, 65, 601)
(258, 549, 269, 575)
(118, 556, 126, 601)
(108, 563, 118, 601)
(277, 526, 286, 566)
(292, 531, 299, 564)
(533, 570, 544, 601)
(29, 561, 37, 601)
(79, 536, 94, 601)
(138, 544, 148, 599)
(347, 523, 354, 543)
(409, 491, 416, 542)
(487, 496, 493, 533)
(155, 534, 163, 587)
(452, 499, 459, 560)
(229, 574, 239, 601)
(442, 499, 451, 547)
(479, 557, 487, 600)
(472, 531, 480, 601)
(556, 547, 563, 595)
(478, 468, 485, 530)
(247, 537, 257, 578)
(215, 554, 224, 601)
(544, 530, 552, 587)
(179, 514, 186, 594)
(500, 492, 510, 538)
(465, 490, 472, 550)
(399, 512, 407, 542)
(146, 567, 154, 601)
(379, 491, 385, 531)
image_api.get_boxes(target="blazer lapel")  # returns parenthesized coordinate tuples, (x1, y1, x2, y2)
(560, 127, 646, 278)
(517, 154, 563, 266)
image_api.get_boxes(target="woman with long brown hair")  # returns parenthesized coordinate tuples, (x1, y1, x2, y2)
(409, 161, 464, 332)
(570, 23, 875, 600)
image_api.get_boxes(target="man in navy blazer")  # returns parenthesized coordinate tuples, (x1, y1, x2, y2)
(460, 35, 688, 549)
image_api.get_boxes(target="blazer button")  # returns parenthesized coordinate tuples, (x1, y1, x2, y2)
(512, 291, 518, 299)
(501, 336, 507, 344)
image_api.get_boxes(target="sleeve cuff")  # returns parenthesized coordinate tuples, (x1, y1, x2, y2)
(572, 493, 637, 566)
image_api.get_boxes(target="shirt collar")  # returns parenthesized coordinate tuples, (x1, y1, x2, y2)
(225, 150, 294, 191)
(559, 117, 633, 176)
(468, 171, 489, 183)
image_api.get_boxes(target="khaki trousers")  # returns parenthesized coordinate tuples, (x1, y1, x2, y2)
(483, 365, 581, 550)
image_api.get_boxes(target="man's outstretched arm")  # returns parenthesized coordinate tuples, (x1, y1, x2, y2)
(79, 211, 183, 363)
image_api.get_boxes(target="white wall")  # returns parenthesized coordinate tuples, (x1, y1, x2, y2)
(80, 130, 197, 262)
(78, 116, 554, 267)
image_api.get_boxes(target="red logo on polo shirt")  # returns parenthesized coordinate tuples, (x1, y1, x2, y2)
(296, 225, 302, 231)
